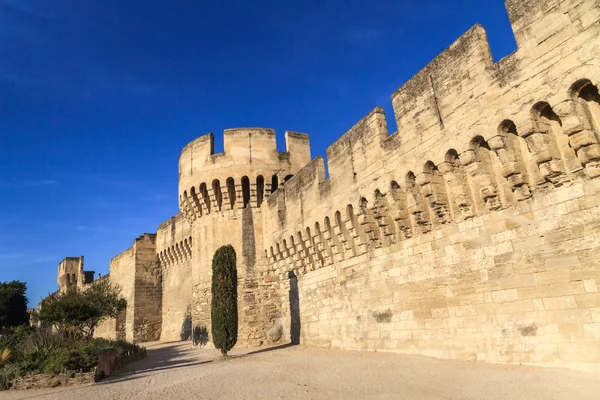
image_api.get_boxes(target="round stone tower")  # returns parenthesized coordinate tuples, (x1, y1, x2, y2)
(178, 128, 310, 346)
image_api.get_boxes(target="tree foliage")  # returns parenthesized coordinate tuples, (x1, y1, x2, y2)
(211, 245, 238, 355)
(0, 281, 29, 329)
(38, 279, 126, 338)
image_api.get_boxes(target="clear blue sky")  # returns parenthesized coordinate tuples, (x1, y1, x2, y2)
(0, 0, 516, 306)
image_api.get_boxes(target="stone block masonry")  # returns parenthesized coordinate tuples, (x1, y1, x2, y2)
(45, 0, 600, 374)
(156, 215, 193, 341)
(263, 0, 600, 373)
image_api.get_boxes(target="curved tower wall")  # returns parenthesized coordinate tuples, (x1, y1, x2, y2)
(178, 128, 310, 345)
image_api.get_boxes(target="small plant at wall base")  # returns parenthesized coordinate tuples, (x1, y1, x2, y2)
(211, 245, 238, 356)
(38, 279, 126, 338)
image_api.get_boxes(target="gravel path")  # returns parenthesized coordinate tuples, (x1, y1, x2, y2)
(3, 342, 599, 400)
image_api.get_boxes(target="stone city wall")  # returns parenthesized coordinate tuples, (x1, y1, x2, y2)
(262, 0, 600, 373)
(92, 235, 162, 342)
(156, 214, 193, 341)
(131, 233, 162, 342)
(52, 0, 600, 374)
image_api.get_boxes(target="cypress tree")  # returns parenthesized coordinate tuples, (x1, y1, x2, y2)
(211, 245, 238, 355)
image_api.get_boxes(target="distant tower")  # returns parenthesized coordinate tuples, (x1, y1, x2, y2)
(57, 256, 85, 292)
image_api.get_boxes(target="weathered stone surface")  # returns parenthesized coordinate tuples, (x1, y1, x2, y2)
(44, 0, 600, 374)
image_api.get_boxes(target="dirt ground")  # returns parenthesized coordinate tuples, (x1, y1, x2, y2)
(3, 342, 599, 400)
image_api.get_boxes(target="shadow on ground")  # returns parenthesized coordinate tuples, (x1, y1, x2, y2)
(101, 341, 298, 385)
(244, 342, 297, 357)
(100, 342, 212, 385)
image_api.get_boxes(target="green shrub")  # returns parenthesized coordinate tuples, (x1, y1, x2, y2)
(0, 325, 33, 353)
(12, 330, 68, 373)
(211, 245, 238, 356)
(0, 364, 21, 390)
(0, 329, 145, 389)
(38, 280, 126, 338)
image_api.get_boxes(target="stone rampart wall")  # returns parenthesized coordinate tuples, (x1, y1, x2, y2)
(62, 0, 600, 373)
(108, 246, 135, 341)
(157, 215, 193, 340)
(263, 0, 600, 373)
(132, 234, 161, 342)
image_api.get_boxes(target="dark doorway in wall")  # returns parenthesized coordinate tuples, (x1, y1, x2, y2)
(288, 271, 301, 345)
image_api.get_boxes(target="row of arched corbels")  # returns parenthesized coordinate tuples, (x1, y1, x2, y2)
(179, 173, 294, 223)
(265, 75, 600, 277)
(158, 237, 193, 268)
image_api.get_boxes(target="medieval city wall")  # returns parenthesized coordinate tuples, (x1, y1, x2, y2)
(130, 234, 162, 342)
(263, 0, 600, 373)
(95, 246, 135, 341)
(156, 215, 193, 341)
(92, 235, 162, 342)
(93, 274, 117, 340)
(51, 0, 600, 374)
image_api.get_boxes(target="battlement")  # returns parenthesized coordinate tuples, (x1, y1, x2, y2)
(223, 127, 276, 161)
(178, 128, 311, 222)
(48, 0, 600, 372)
(179, 129, 310, 177)
(57, 256, 95, 290)
(505, 0, 580, 49)
(390, 0, 600, 154)
(391, 24, 493, 151)
(134, 233, 156, 244)
(263, 0, 600, 247)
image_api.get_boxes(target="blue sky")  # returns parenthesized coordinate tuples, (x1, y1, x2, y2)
(0, 0, 516, 306)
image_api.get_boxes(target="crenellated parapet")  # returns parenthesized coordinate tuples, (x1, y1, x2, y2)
(178, 128, 310, 222)
(57, 256, 95, 291)
(52, 0, 600, 372)
(262, 0, 600, 277)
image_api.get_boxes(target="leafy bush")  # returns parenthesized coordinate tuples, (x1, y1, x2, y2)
(211, 245, 238, 356)
(38, 279, 126, 337)
(0, 364, 21, 390)
(0, 329, 144, 389)
(11, 330, 68, 373)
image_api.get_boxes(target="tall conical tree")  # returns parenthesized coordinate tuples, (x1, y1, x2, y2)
(211, 245, 238, 355)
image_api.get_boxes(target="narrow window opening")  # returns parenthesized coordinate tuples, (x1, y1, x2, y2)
(257, 175, 265, 207)
(242, 176, 251, 207)
(226, 178, 236, 209)
(212, 179, 222, 211)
